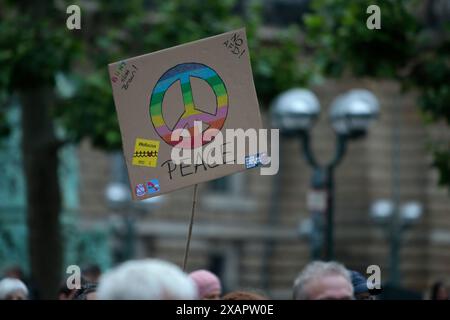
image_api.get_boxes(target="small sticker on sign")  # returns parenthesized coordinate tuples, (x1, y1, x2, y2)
(146, 179, 160, 194)
(132, 138, 160, 167)
(245, 152, 269, 169)
(135, 183, 146, 197)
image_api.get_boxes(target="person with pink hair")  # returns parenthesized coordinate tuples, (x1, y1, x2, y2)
(189, 270, 222, 300)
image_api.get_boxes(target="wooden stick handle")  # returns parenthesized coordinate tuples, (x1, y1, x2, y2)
(183, 184, 198, 271)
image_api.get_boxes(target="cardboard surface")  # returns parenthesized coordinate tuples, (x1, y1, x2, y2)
(109, 28, 263, 200)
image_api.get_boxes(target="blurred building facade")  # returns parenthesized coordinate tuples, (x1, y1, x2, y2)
(1, 0, 450, 299)
(0, 51, 448, 301)
(76, 77, 450, 298)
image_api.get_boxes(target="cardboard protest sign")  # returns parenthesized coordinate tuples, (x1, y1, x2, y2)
(109, 28, 263, 200)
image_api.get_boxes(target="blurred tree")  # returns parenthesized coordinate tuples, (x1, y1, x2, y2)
(58, 0, 310, 149)
(0, 1, 82, 299)
(305, 0, 450, 190)
(0, 0, 308, 298)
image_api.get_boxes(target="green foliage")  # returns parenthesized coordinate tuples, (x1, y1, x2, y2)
(252, 26, 312, 103)
(305, 0, 450, 189)
(0, 1, 82, 140)
(0, 3, 82, 90)
(142, 0, 309, 103)
(58, 71, 122, 149)
(1, 0, 307, 150)
(410, 41, 450, 124)
(305, 0, 419, 78)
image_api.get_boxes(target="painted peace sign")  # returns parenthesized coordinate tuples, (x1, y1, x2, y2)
(149, 63, 229, 148)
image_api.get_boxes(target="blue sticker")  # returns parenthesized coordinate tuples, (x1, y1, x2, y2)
(135, 183, 146, 197)
(245, 154, 258, 169)
(245, 153, 269, 169)
(146, 179, 160, 194)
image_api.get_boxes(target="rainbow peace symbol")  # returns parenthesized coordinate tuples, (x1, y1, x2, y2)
(149, 63, 228, 148)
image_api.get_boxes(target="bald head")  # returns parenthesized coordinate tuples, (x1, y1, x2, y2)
(293, 261, 354, 300)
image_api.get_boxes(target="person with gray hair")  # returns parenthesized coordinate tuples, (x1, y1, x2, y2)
(0, 278, 29, 300)
(293, 261, 354, 300)
(97, 259, 197, 300)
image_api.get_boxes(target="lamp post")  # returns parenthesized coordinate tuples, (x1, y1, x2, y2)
(370, 199, 423, 286)
(271, 88, 379, 261)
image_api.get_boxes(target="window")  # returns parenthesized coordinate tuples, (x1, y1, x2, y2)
(203, 172, 257, 212)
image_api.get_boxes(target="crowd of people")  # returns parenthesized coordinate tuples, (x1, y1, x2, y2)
(0, 259, 448, 300)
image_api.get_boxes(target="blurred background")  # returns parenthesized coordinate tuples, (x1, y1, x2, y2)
(0, 0, 449, 299)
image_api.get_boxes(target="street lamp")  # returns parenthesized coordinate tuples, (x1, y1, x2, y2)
(330, 89, 380, 137)
(271, 89, 321, 133)
(105, 182, 131, 209)
(271, 88, 379, 261)
(371, 199, 423, 285)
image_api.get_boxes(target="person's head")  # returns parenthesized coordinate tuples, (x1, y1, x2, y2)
(0, 278, 29, 300)
(58, 275, 88, 300)
(430, 281, 449, 300)
(73, 283, 97, 300)
(189, 270, 222, 300)
(350, 271, 373, 300)
(293, 261, 354, 300)
(82, 264, 101, 283)
(97, 259, 197, 300)
(3, 266, 24, 280)
(222, 291, 268, 300)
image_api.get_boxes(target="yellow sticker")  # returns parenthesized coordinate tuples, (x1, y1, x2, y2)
(132, 138, 160, 167)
